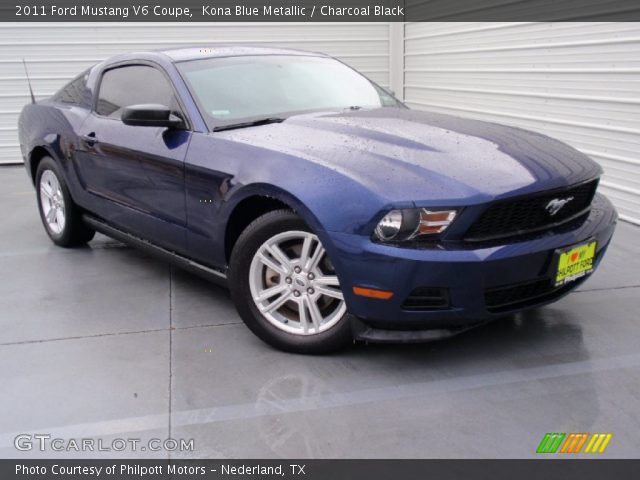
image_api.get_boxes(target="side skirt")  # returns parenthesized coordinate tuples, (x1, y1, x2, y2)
(82, 214, 228, 288)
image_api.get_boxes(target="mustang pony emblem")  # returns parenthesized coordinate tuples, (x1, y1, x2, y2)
(545, 197, 574, 216)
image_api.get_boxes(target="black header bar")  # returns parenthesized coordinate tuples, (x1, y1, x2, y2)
(4, 0, 640, 22)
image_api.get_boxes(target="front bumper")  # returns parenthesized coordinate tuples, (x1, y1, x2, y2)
(329, 193, 617, 337)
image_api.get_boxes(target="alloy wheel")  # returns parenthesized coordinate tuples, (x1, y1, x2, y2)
(248, 231, 346, 335)
(39, 169, 66, 235)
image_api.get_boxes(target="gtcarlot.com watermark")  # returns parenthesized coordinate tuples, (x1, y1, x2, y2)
(15, 434, 194, 452)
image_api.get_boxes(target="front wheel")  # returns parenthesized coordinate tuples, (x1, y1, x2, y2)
(228, 210, 352, 353)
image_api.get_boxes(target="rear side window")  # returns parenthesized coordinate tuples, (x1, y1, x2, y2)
(96, 65, 179, 118)
(54, 70, 90, 107)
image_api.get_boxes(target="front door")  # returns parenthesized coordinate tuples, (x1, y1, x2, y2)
(75, 64, 191, 253)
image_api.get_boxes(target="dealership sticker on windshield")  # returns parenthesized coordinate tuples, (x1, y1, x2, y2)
(554, 240, 597, 286)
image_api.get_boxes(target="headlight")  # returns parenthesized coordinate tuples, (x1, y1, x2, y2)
(373, 208, 457, 242)
(374, 210, 404, 241)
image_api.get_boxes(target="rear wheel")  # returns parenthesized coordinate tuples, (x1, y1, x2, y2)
(36, 156, 95, 247)
(229, 210, 351, 353)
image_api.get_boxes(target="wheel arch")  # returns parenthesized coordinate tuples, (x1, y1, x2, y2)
(222, 184, 327, 263)
(28, 145, 57, 185)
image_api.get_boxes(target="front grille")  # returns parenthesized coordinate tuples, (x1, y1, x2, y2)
(465, 179, 598, 242)
(402, 287, 450, 311)
(485, 277, 585, 313)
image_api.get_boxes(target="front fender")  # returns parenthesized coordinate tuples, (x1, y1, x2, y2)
(220, 183, 325, 234)
(204, 135, 391, 235)
(220, 183, 360, 294)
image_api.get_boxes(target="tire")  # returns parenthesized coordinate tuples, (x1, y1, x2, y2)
(35, 156, 95, 247)
(228, 210, 352, 354)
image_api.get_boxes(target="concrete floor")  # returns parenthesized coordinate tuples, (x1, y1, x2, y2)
(0, 164, 638, 459)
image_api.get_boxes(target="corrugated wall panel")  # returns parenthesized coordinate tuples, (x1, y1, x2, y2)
(0, 22, 391, 165)
(404, 22, 640, 224)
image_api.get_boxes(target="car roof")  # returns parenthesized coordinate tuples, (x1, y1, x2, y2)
(161, 45, 328, 62)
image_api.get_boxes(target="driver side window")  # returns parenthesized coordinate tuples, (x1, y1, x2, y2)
(96, 65, 182, 121)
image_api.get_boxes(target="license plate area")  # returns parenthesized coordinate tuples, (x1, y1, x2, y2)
(553, 240, 597, 287)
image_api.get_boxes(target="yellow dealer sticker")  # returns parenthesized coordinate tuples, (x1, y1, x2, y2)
(555, 241, 597, 287)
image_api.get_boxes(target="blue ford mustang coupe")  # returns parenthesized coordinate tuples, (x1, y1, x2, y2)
(18, 46, 617, 353)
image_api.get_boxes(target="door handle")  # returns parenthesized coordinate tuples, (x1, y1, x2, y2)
(81, 132, 98, 147)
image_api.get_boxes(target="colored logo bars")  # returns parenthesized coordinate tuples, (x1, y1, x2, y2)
(536, 433, 612, 454)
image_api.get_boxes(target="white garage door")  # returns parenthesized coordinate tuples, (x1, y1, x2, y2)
(0, 22, 391, 164)
(404, 22, 640, 224)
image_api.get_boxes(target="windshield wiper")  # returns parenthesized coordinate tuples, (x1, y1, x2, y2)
(213, 117, 285, 132)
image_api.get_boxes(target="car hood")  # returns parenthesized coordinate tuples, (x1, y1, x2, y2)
(213, 107, 601, 205)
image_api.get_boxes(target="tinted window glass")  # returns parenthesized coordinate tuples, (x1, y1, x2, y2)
(55, 70, 90, 106)
(96, 65, 178, 118)
(177, 55, 400, 129)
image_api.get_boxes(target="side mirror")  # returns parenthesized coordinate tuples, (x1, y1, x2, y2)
(121, 104, 183, 128)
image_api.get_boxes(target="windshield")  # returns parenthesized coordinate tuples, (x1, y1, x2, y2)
(176, 55, 400, 130)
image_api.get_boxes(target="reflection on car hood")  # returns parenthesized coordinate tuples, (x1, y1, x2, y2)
(213, 107, 601, 204)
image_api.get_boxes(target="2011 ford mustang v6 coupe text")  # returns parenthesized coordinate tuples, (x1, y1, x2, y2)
(18, 47, 617, 353)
